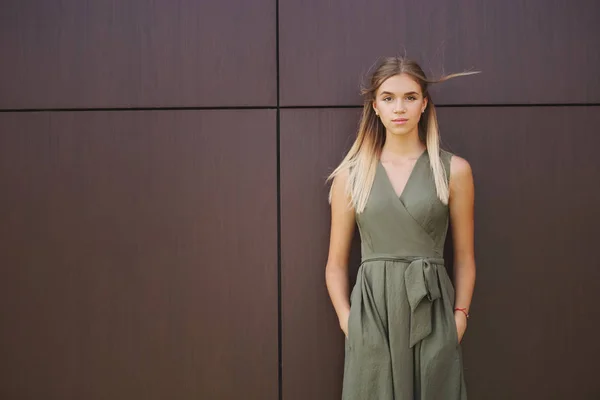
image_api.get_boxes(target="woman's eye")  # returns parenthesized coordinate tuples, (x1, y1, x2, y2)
(406, 96, 417, 101)
(383, 97, 392, 102)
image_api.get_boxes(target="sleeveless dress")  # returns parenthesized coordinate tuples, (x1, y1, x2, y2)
(342, 149, 467, 400)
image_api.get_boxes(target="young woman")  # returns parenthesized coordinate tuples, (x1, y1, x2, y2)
(325, 57, 477, 399)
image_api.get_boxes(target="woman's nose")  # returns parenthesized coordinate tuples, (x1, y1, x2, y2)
(393, 100, 406, 113)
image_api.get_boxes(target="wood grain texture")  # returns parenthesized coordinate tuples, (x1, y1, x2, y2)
(280, 106, 600, 399)
(279, 0, 600, 106)
(438, 105, 600, 399)
(0, 0, 276, 109)
(280, 108, 362, 400)
(0, 110, 278, 400)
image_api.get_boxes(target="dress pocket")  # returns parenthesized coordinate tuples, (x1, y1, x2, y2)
(449, 311, 460, 346)
(346, 282, 359, 341)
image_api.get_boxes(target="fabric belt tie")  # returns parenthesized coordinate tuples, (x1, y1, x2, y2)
(360, 254, 445, 348)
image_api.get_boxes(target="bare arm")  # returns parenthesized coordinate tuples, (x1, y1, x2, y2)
(325, 169, 356, 337)
(448, 155, 476, 340)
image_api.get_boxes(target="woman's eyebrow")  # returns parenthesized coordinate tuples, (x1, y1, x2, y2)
(379, 91, 420, 96)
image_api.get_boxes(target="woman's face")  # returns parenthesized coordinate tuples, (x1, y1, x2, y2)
(373, 74, 428, 136)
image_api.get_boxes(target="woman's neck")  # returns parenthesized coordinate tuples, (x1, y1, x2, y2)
(381, 131, 425, 159)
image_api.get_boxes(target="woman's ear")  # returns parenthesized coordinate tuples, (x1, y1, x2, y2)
(422, 97, 428, 113)
(372, 101, 379, 116)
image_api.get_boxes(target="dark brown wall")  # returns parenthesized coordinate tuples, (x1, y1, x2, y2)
(0, 110, 278, 399)
(279, 0, 600, 106)
(1, 1, 599, 399)
(0, 0, 276, 108)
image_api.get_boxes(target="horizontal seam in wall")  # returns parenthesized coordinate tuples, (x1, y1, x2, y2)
(1, 103, 599, 113)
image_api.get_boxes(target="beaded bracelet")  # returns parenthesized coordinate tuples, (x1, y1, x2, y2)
(454, 307, 470, 319)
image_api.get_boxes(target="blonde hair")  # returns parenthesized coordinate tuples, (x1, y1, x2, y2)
(327, 56, 478, 213)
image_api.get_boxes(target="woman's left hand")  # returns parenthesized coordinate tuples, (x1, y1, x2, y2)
(454, 312, 468, 343)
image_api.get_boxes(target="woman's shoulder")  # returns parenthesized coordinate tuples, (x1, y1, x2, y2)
(437, 148, 472, 180)
(438, 148, 455, 161)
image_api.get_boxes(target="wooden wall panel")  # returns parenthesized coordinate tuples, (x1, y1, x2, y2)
(279, 0, 600, 106)
(438, 106, 600, 399)
(0, 0, 276, 109)
(0, 110, 278, 400)
(280, 106, 600, 399)
(280, 108, 362, 400)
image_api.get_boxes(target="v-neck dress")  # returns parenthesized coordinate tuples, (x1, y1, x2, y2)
(342, 149, 467, 400)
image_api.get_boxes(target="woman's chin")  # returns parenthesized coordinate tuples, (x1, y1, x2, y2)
(386, 126, 417, 136)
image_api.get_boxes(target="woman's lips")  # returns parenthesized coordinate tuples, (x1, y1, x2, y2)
(392, 118, 408, 124)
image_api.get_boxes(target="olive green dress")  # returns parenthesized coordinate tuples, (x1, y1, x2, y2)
(342, 149, 467, 400)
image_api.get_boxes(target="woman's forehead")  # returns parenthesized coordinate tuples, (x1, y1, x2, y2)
(378, 74, 421, 94)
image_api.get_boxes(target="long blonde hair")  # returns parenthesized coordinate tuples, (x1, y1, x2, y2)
(327, 56, 478, 213)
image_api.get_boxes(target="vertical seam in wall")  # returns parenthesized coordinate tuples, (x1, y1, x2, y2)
(275, 0, 282, 399)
